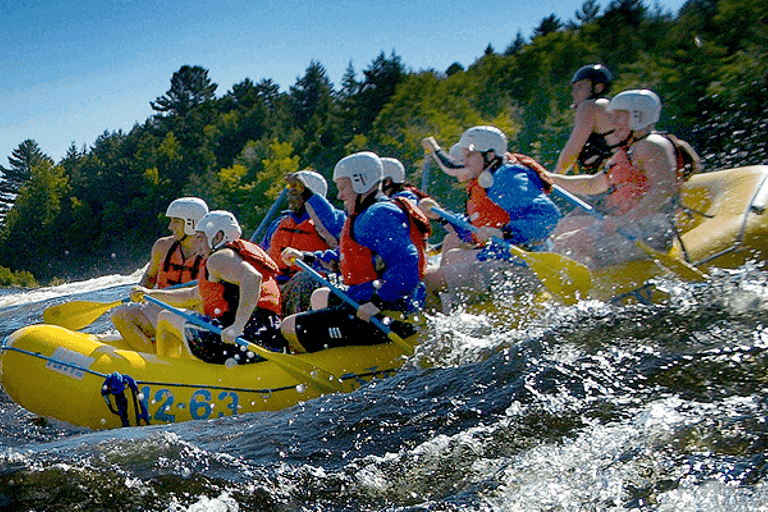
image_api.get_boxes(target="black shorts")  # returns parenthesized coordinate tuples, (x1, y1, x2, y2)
(293, 304, 419, 353)
(185, 310, 285, 365)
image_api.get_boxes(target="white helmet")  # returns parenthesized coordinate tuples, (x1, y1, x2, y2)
(333, 151, 383, 194)
(197, 210, 242, 250)
(381, 157, 406, 184)
(293, 169, 328, 198)
(608, 89, 661, 131)
(458, 126, 508, 156)
(165, 197, 209, 236)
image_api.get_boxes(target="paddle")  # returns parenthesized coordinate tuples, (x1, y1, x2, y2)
(429, 206, 592, 305)
(42, 280, 198, 330)
(551, 185, 709, 281)
(249, 187, 289, 243)
(292, 259, 416, 356)
(142, 295, 343, 394)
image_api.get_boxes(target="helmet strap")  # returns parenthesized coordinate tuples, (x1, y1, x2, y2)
(353, 189, 379, 215)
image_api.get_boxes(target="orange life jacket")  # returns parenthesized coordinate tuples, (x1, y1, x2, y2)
(604, 147, 649, 216)
(267, 215, 331, 277)
(339, 199, 429, 285)
(156, 240, 204, 288)
(466, 179, 511, 230)
(197, 239, 281, 320)
(390, 196, 431, 279)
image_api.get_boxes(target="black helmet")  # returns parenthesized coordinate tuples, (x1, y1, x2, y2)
(570, 64, 612, 97)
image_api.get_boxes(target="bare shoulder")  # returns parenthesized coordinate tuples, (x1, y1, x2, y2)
(632, 134, 677, 180)
(151, 235, 176, 258)
(638, 133, 675, 159)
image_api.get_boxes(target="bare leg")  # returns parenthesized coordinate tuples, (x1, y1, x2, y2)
(111, 304, 159, 353)
(155, 311, 192, 358)
(279, 314, 308, 353)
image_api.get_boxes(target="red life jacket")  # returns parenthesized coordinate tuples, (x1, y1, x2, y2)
(156, 240, 204, 288)
(197, 239, 281, 320)
(604, 147, 650, 216)
(466, 179, 511, 230)
(390, 196, 431, 279)
(267, 215, 331, 277)
(339, 199, 430, 285)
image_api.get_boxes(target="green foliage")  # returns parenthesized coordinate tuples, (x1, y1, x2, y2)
(0, 0, 765, 283)
(0, 265, 37, 287)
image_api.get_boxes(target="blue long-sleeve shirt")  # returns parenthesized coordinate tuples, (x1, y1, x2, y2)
(313, 197, 422, 308)
(455, 163, 561, 248)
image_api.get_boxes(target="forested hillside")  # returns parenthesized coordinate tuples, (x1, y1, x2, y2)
(1, 0, 765, 284)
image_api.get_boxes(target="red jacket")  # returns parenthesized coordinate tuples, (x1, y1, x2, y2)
(339, 197, 430, 285)
(604, 148, 649, 216)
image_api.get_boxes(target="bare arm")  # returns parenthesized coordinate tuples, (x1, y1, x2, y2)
(545, 169, 609, 197)
(140, 236, 174, 288)
(554, 101, 599, 174)
(206, 250, 263, 343)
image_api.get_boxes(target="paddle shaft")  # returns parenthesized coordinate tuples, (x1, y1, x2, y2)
(143, 295, 342, 393)
(249, 187, 289, 243)
(431, 207, 528, 261)
(429, 206, 592, 304)
(292, 259, 415, 355)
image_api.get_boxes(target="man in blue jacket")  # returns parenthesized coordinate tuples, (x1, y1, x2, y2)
(279, 151, 425, 353)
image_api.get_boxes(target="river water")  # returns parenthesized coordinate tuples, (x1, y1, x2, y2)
(2, 265, 768, 511)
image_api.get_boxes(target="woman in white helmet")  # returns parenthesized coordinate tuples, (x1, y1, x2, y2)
(133, 210, 286, 363)
(420, 126, 561, 311)
(279, 151, 426, 353)
(112, 197, 208, 352)
(545, 89, 681, 269)
(260, 169, 346, 315)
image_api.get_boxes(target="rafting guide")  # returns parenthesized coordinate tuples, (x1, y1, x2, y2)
(111, 197, 209, 352)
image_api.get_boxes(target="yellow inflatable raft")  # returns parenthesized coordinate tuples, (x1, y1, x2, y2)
(2, 166, 767, 430)
(455, 165, 768, 321)
(586, 165, 768, 302)
(0, 324, 412, 430)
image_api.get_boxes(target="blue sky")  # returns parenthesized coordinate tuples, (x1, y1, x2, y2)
(1, 0, 687, 167)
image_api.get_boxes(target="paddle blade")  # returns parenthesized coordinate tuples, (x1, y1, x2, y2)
(43, 299, 127, 330)
(518, 250, 592, 305)
(635, 242, 709, 281)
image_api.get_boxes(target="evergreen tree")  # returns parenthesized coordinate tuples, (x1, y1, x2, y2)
(0, 140, 53, 224)
(353, 51, 407, 135)
(504, 32, 526, 56)
(151, 65, 218, 116)
(533, 14, 564, 38)
(575, 0, 601, 25)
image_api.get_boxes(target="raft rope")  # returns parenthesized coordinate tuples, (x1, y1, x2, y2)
(101, 371, 151, 427)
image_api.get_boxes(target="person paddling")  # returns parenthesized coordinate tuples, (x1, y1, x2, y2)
(546, 89, 682, 269)
(279, 151, 426, 353)
(260, 170, 345, 315)
(111, 197, 208, 352)
(133, 210, 285, 364)
(420, 126, 561, 312)
(554, 64, 616, 175)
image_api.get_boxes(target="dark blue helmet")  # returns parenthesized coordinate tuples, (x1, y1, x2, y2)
(570, 64, 612, 97)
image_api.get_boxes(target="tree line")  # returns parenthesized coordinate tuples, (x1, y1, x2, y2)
(0, 0, 765, 286)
